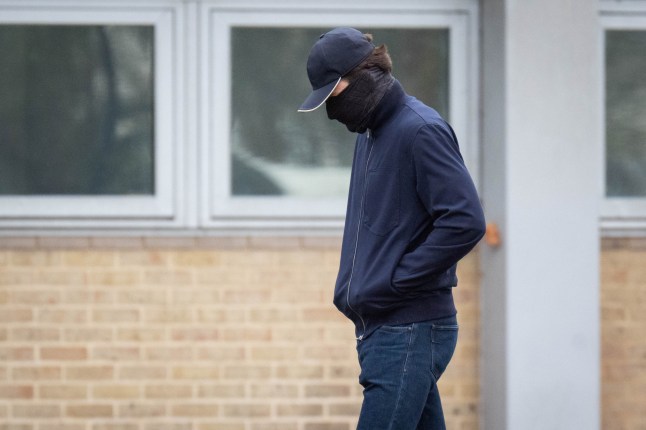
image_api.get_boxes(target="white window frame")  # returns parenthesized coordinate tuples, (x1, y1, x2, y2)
(600, 1, 646, 235)
(200, 0, 479, 232)
(0, 1, 185, 229)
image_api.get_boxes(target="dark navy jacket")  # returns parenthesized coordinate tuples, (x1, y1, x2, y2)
(333, 80, 486, 340)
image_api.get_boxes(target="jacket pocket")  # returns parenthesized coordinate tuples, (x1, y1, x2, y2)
(363, 168, 400, 236)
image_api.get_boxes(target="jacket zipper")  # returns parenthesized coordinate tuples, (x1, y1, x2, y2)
(346, 131, 373, 341)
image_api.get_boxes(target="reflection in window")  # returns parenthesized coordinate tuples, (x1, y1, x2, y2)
(606, 30, 646, 197)
(0, 25, 155, 195)
(230, 27, 449, 197)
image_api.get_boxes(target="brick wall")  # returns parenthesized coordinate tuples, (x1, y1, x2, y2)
(0, 238, 481, 430)
(601, 238, 646, 430)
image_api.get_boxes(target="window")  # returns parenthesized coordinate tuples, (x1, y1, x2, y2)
(0, 1, 478, 233)
(0, 4, 182, 229)
(201, 3, 477, 230)
(0, 25, 155, 196)
(601, 4, 646, 232)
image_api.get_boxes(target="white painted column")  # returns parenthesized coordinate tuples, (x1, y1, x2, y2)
(480, 1, 601, 429)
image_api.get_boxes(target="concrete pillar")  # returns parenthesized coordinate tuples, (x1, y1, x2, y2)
(480, 1, 601, 429)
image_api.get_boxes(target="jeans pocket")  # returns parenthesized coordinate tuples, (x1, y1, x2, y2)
(430, 324, 458, 381)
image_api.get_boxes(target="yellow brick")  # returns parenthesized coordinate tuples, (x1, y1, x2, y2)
(272, 327, 325, 342)
(172, 289, 221, 304)
(64, 328, 113, 342)
(91, 347, 140, 361)
(92, 385, 140, 399)
(327, 365, 360, 379)
(63, 251, 116, 266)
(66, 404, 113, 418)
(116, 289, 167, 305)
(303, 424, 350, 430)
(117, 251, 169, 267)
(11, 251, 62, 266)
(0, 246, 484, 428)
(119, 366, 167, 380)
(117, 328, 166, 342)
(38, 309, 87, 324)
(94, 424, 139, 430)
(198, 424, 246, 430)
(11, 327, 60, 342)
(303, 347, 353, 361)
(303, 307, 347, 322)
(66, 366, 113, 380)
(196, 308, 243, 323)
(145, 347, 193, 361)
(271, 289, 325, 304)
(250, 384, 298, 398)
(0, 385, 33, 399)
(61, 289, 113, 304)
(221, 404, 270, 417)
(219, 328, 270, 342)
(275, 366, 324, 379)
(198, 384, 245, 398)
(13, 404, 61, 418)
(196, 346, 246, 363)
(41, 347, 87, 361)
(143, 269, 192, 285)
(0, 347, 34, 361)
(222, 366, 270, 380)
(39, 385, 87, 399)
(222, 289, 271, 304)
(248, 308, 295, 322)
(33, 271, 86, 285)
(92, 309, 139, 323)
(144, 308, 193, 323)
(12, 366, 61, 381)
(142, 424, 191, 430)
(171, 251, 221, 266)
(328, 403, 361, 416)
(172, 403, 220, 417)
(0, 270, 35, 285)
(117, 403, 166, 418)
(250, 347, 298, 361)
(171, 328, 218, 342)
(87, 270, 140, 286)
(276, 404, 323, 416)
(172, 366, 220, 380)
(251, 424, 298, 430)
(8, 291, 60, 305)
(144, 384, 192, 399)
(305, 384, 351, 398)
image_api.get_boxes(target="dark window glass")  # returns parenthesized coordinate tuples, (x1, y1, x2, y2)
(605, 30, 646, 197)
(230, 27, 449, 196)
(0, 25, 155, 195)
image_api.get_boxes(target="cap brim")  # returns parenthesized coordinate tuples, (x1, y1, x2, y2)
(297, 77, 341, 112)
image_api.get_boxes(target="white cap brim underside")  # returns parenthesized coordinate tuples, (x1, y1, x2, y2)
(297, 77, 342, 113)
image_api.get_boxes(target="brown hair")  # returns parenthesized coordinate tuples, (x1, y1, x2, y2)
(344, 33, 393, 79)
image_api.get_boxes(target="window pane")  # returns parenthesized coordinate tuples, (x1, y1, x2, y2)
(605, 30, 646, 197)
(0, 25, 155, 195)
(230, 27, 449, 197)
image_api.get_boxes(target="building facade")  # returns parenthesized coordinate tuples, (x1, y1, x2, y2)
(1, 0, 645, 429)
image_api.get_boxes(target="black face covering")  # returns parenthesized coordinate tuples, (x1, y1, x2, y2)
(326, 67, 394, 133)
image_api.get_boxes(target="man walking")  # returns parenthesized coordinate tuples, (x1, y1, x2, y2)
(298, 28, 486, 429)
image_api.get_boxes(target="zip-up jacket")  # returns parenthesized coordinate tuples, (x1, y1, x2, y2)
(333, 79, 486, 340)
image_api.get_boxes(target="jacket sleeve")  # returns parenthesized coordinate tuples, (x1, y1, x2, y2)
(392, 123, 486, 290)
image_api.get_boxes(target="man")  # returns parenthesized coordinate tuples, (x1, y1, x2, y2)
(298, 28, 486, 429)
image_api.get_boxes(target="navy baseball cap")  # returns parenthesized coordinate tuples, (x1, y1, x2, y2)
(298, 27, 375, 112)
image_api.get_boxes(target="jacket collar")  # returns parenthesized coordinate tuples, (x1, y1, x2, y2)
(366, 78, 406, 136)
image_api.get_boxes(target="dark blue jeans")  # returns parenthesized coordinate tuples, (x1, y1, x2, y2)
(356, 315, 458, 430)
